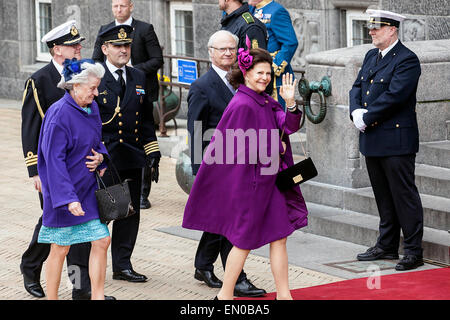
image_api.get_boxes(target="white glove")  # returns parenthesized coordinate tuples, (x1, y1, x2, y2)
(352, 109, 368, 132)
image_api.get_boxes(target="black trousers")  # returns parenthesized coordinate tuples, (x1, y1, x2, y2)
(365, 154, 424, 256)
(105, 167, 142, 272)
(141, 166, 152, 201)
(20, 192, 91, 295)
(195, 232, 247, 283)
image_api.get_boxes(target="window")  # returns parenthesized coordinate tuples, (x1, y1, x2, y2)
(35, 0, 52, 62)
(170, 2, 194, 57)
(346, 10, 371, 47)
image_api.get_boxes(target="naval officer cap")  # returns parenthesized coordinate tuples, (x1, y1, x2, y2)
(41, 20, 85, 49)
(99, 25, 133, 45)
(366, 9, 406, 29)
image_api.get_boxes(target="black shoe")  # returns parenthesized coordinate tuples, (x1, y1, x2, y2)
(72, 291, 117, 300)
(194, 269, 223, 288)
(357, 246, 399, 261)
(113, 269, 148, 283)
(234, 279, 266, 297)
(140, 198, 151, 209)
(23, 275, 45, 298)
(395, 255, 424, 271)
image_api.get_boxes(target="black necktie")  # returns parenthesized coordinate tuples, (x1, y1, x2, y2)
(376, 51, 383, 64)
(115, 69, 126, 100)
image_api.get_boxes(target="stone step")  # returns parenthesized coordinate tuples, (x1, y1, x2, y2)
(344, 187, 450, 232)
(303, 203, 450, 264)
(302, 181, 450, 232)
(415, 163, 450, 199)
(417, 141, 450, 169)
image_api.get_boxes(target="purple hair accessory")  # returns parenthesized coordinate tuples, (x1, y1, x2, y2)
(237, 35, 253, 75)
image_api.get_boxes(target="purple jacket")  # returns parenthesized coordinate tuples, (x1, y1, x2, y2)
(38, 92, 108, 227)
(182, 85, 308, 250)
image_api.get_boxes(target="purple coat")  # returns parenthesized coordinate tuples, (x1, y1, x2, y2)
(38, 92, 108, 227)
(182, 85, 308, 250)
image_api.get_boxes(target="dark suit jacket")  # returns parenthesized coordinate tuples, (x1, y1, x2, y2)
(21, 62, 65, 177)
(187, 68, 234, 175)
(349, 41, 421, 157)
(92, 18, 164, 102)
(96, 62, 160, 171)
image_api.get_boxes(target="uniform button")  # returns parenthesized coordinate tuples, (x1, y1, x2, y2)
(265, 100, 268, 104)
(119, 122, 123, 126)
(136, 112, 139, 116)
(119, 130, 122, 134)
(136, 137, 139, 142)
(135, 129, 138, 133)
(118, 113, 122, 117)
(119, 139, 124, 143)
(361, 76, 364, 80)
(380, 79, 384, 82)
(366, 91, 370, 95)
(396, 124, 400, 128)
(136, 121, 139, 125)
(364, 102, 367, 107)
(370, 79, 373, 84)
(374, 122, 378, 125)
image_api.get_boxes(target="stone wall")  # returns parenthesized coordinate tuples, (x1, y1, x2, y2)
(1, 0, 449, 100)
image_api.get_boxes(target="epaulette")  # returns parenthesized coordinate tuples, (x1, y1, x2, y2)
(22, 78, 45, 119)
(241, 12, 255, 24)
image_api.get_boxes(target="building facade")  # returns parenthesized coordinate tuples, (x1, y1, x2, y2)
(0, 0, 449, 100)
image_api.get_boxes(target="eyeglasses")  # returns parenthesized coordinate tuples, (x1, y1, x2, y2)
(210, 47, 237, 54)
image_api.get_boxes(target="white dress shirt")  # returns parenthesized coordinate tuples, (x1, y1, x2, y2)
(379, 39, 399, 58)
(106, 59, 127, 84)
(212, 64, 235, 94)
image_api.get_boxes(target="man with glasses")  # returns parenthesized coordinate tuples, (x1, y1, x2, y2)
(350, 9, 424, 271)
(187, 30, 266, 297)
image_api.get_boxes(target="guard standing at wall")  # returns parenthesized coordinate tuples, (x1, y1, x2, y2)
(92, 0, 163, 210)
(349, 9, 424, 271)
(249, 0, 298, 107)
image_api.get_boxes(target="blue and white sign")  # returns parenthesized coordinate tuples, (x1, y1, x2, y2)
(177, 59, 198, 84)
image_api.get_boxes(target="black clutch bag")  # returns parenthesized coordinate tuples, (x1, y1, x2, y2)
(95, 162, 135, 224)
(275, 106, 318, 191)
(276, 157, 318, 191)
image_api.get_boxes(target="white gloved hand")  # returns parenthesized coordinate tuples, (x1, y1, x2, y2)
(352, 109, 368, 132)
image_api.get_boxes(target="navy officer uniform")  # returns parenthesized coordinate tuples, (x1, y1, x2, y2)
(95, 25, 161, 282)
(250, 0, 298, 106)
(220, 2, 267, 50)
(349, 10, 424, 271)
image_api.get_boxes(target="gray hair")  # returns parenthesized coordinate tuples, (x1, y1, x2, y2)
(57, 62, 105, 90)
(207, 30, 239, 59)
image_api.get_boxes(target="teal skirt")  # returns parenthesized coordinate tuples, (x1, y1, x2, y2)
(38, 219, 110, 246)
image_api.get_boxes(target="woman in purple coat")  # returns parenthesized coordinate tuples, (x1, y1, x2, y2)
(37, 59, 110, 300)
(183, 43, 308, 300)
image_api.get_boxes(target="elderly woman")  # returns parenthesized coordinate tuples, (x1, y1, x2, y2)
(183, 42, 308, 300)
(37, 59, 110, 300)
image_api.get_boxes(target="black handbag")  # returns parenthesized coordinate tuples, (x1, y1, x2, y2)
(95, 162, 135, 224)
(275, 109, 318, 192)
(276, 157, 318, 191)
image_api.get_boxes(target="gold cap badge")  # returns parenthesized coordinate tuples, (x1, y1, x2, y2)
(118, 28, 127, 39)
(70, 25, 79, 36)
